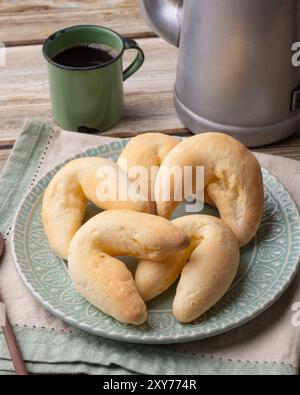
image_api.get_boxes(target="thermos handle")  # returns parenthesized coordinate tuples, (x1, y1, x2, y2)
(123, 38, 145, 81)
(140, 0, 183, 47)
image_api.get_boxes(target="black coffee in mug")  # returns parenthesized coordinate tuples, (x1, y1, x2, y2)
(52, 44, 117, 68)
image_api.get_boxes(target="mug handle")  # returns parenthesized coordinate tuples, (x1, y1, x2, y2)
(123, 38, 145, 81)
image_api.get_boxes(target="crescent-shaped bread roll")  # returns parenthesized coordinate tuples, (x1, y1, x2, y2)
(135, 215, 240, 323)
(155, 133, 264, 246)
(118, 133, 215, 207)
(173, 216, 240, 323)
(117, 133, 179, 212)
(42, 157, 154, 260)
(68, 210, 190, 325)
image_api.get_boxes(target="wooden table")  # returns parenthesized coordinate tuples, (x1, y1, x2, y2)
(1, 0, 300, 173)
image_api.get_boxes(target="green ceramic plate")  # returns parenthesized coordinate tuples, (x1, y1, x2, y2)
(12, 140, 300, 344)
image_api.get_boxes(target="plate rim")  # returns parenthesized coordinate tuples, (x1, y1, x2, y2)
(11, 139, 300, 344)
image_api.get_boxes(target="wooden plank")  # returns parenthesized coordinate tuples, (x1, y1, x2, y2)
(0, 0, 152, 46)
(254, 136, 300, 161)
(0, 37, 300, 161)
(0, 139, 16, 147)
(0, 149, 11, 173)
(0, 37, 182, 141)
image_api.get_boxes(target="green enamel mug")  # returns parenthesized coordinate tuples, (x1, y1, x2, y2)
(43, 25, 145, 132)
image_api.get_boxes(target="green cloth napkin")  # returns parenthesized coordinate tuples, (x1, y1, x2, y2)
(0, 119, 299, 375)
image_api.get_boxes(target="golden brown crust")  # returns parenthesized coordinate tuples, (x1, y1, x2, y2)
(68, 210, 190, 325)
(172, 216, 240, 323)
(155, 133, 264, 246)
(118, 133, 179, 213)
(42, 133, 262, 325)
(136, 215, 240, 323)
(42, 157, 154, 260)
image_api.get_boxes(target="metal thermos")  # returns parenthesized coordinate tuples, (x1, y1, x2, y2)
(140, 0, 300, 146)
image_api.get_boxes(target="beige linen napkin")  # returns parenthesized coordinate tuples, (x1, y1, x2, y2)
(0, 120, 299, 374)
